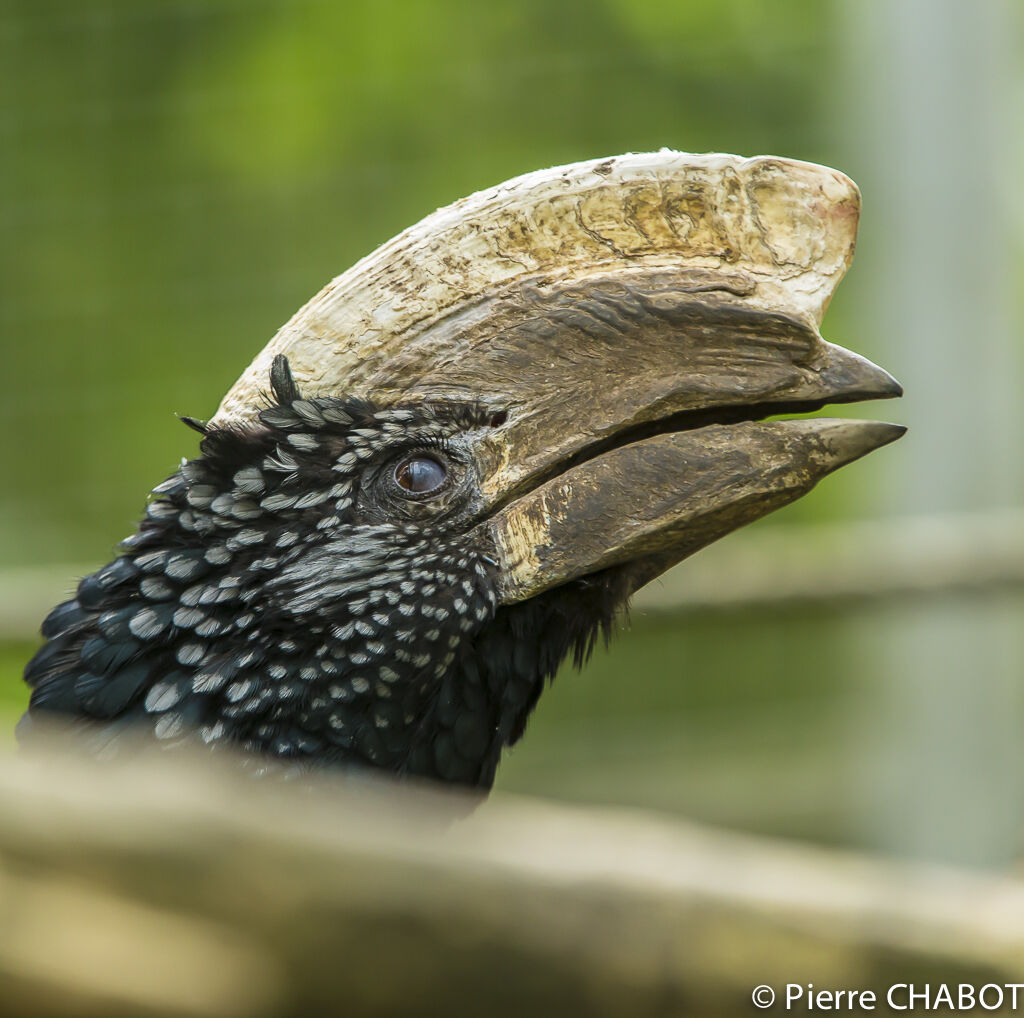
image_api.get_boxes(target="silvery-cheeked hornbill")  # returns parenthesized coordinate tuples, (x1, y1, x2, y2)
(21, 152, 903, 790)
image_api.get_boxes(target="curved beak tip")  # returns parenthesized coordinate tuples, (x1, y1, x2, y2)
(806, 418, 907, 471)
(818, 344, 904, 404)
(877, 370, 904, 400)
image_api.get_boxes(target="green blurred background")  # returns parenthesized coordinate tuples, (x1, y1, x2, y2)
(2, 0, 1023, 866)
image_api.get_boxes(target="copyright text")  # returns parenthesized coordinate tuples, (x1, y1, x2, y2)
(749, 983, 1024, 1011)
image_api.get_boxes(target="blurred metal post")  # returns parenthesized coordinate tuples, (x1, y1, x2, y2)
(839, 0, 1024, 865)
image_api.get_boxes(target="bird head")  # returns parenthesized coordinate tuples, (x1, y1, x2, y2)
(24, 152, 903, 788)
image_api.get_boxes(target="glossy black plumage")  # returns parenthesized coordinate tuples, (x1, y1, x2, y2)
(21, 357, 626, 788)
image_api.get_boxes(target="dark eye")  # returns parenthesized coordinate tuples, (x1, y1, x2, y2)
(394, 454, 447, 495)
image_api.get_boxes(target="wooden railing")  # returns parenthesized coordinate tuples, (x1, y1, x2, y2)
(1, 735, 1023, 1017)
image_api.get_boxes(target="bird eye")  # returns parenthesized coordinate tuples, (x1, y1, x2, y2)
(394, 454, 448, 495)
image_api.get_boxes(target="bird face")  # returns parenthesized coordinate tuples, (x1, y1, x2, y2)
(24, 356, 651, 785)
(23, 152, 904, 789)
(197, 372, 517, 781)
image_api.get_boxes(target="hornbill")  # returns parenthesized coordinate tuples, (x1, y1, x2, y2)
(21, 152, 903, 790)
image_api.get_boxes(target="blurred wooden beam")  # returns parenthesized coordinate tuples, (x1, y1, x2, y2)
(635, 509, 1024, 614)
(1, 739, 1023, 1016)
(8, 511, 1024, 644)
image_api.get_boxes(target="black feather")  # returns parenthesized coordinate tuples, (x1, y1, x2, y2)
(178, 415, 209, 435)
(75, 662, 151, 717)
(77, 558, 137, 610)
(269, 354, 300, 404)
(29, 676, 80, 713)
(41, 600, 88, 639)
(24, 639, 68, 685)
(81, 634, 140, 675)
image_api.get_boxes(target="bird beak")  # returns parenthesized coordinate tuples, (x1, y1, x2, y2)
(483, 417, 904, 603)
(211, 151, 903, 603)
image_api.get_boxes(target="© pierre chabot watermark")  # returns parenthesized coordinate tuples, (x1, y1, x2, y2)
(751, 983, 1024, 1011)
